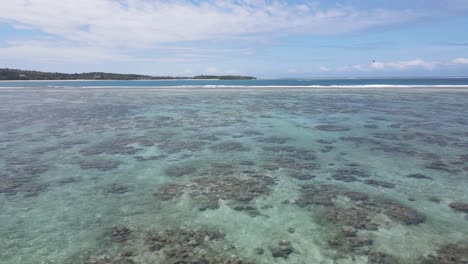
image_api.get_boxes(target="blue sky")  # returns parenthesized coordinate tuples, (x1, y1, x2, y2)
(0, 0, 467, 78)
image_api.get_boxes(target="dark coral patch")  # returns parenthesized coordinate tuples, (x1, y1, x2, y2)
(289, 172, 316, 181)
(86, 255, 135, 264)
(164, 164, 197, 177)
(333, 168, 370, 182)
(296, 184, 343, 207)
(134, 155, 167, 161)
(78, 160, 121, 171)
(105, 184, 131, 194)
(420, 243, 468, 264)
(316, 125, 350, 132)
(111, 226, 133, 242)
(327, 229, 374, 253)
(383, 202, 426, 225)
(326, 207, 378, 230)
(257, 136, 291, 144)
(367, 251, 399, 264)
(449, 202, 468, 213)
(425, 160, 456, 173)
(209, 141, 250, 152)
(270, 240, 295, 259)
(344, 192, 369, 202)
(145, 228, 254, 264)
(153, 183, 185, 201)
(159, 140, 206, 154)
(80, 138, 143, 156)
(364, 179, 396, 189)
(407, 173, 433, 180)
(154, 175, 275, 215)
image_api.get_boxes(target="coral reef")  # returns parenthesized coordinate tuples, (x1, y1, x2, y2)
(146, 228, 254, 264)
(420, 243, 468, 264)
(154, 175, 275, 215)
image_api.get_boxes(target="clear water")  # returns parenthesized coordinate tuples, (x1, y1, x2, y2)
(1, 86, 467, 264)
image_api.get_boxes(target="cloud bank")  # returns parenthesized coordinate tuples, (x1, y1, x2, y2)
(325, 58, 468, 72)
(0, 0, 423, 48)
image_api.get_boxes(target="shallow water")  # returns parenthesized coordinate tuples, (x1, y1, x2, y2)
(1, 87, 467, 264)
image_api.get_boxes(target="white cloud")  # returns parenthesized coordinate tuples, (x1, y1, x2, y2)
(0, 41, 134, 63)
(0, 0, 424, 48)
(334, 59, 439, 72)
(452, 57, 468, 64)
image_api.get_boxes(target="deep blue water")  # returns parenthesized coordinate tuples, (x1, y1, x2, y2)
(1, 77, 468, 87)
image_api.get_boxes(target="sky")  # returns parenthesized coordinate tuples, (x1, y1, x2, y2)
(0, 0, 468, 78)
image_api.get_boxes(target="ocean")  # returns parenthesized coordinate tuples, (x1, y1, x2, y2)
(0, 82, 467, 263)
(1, 77, 468, 88)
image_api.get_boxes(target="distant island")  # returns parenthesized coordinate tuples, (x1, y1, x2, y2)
(0, 68, 256, 81)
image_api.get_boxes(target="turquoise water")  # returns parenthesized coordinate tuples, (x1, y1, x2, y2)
(1, 77, 468, 88)
(1, 87, 467, 264)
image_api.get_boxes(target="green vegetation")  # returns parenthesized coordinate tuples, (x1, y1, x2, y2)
(0, 68, 256, 81)
(192, 75, 256, 80)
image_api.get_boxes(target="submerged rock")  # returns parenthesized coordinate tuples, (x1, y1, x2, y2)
(261, 164, 280, 171)
(0, 175, 26, 195)
(449, 202, 468, 213)
(316, 125, 350, 132)
(364, 179, 396, 189)
(333, 168, 370, 182)
(344, 191, 369, 202)
(296, 184, 343, 207)
(327, 207, 378, 230)
(154, 175, 275, 216)
(209, 141, 250, 152)
(144, 228, 254, 263)
(80, 138, 143, 156)
(367, 251, 399, 264)
(134, 155, 167, 161)
(55, 177, 82, 186)
(333, 174, 358, 182)
(146, 228, 224, 251)
(407, 173, 433, 180)
(159, 140, 206, 154)
(153, 183, 185, 201)
(428, 196, 441, 203)
(254, 247, 265, 255)
(6, 164, 50, 176)
(383, 202, 426, 225)
(256, 136, 291, 144)
(327, 229, 374, 253)
(164, 164, 197, 177)
(111, 226, 133, 242)
(232, 205, 261, 217)
(270, 240, 294, 259)
(289, 172, 316, 181)
(425, 160, 456, 173)
(420, 243, 468, 264)
(105, 184, 131, 194)
(78, 160, 121, 171)
(86, 255, 135, 264)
